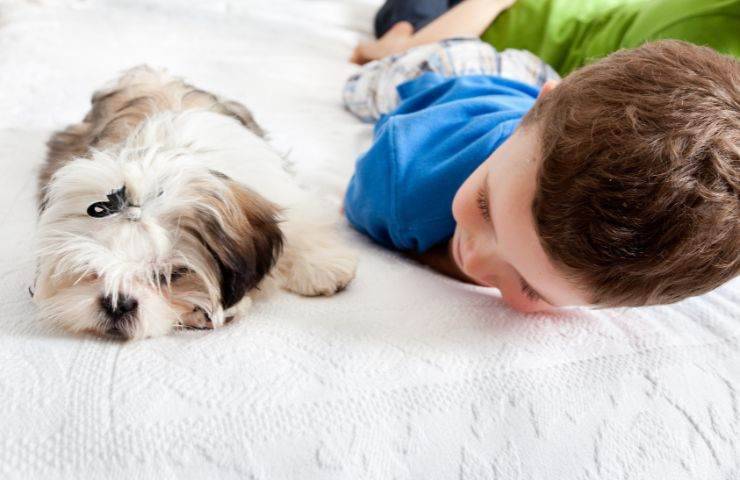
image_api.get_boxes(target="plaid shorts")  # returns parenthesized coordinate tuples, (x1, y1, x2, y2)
(343, 38, 560, 122)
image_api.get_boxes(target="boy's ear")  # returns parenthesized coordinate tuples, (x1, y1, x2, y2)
(538, 80, 560, 98)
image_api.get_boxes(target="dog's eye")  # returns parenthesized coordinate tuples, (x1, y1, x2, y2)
(156, 267, 193, 285)
(171, 267, 192, 281)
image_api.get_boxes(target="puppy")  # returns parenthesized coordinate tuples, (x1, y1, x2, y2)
(34, 66, 357, 339)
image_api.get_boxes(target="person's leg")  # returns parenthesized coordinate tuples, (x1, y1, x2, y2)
(344, 38, 559, 122)
(374, 0, 463, 38)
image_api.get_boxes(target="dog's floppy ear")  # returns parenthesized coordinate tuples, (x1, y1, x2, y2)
(184, 177, 283, 309)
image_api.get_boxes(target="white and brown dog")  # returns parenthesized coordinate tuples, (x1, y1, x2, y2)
(34, 66, 357, 339)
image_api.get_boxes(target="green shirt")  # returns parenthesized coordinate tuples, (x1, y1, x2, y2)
(481, 0, 740, 75)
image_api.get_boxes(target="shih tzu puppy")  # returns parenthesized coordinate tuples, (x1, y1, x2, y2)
(34, 66, 357, 339)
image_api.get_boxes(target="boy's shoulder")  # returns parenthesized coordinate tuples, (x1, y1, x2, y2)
(391, 73, 541, 115)
(345, 74, 539, 253)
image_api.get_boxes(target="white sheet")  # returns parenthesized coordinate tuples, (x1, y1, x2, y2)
(0, 1, 738, 478)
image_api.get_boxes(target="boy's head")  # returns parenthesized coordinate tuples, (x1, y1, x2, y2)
(451, 40, 739, 312)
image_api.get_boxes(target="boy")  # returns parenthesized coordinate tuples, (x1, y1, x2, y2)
(343, 39, 739, 312)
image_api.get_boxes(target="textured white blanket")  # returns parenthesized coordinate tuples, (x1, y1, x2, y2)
(0, 1, 738, 478)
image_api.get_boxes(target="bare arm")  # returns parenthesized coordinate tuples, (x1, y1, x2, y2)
(406, 0, 516, 48)
(352, 0, 517, 65)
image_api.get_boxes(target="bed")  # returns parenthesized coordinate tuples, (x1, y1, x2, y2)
(0, 0, 738, 478)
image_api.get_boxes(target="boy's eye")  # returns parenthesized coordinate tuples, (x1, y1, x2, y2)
(520, 278, 541, 302)
(476, 185, 491, 222)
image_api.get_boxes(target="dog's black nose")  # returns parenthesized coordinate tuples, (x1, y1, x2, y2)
(100, 294, 138, 321)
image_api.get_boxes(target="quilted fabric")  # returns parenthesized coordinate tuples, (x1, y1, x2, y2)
(0, 1, 738, 478)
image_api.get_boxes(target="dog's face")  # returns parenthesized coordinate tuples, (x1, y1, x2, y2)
(34, 142, 282, 339)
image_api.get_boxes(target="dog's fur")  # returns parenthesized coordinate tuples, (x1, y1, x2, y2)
(34, 66, 357, 339)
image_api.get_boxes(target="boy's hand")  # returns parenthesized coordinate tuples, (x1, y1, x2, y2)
(351, 21, 414, 65)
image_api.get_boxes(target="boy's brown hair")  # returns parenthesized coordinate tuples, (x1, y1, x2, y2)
(525, 40, 739, 307)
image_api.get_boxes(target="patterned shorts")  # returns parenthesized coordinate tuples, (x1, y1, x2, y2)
(343, 37, 560, 122)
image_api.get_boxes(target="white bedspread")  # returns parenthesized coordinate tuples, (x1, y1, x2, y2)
(0, 1, 738, 478)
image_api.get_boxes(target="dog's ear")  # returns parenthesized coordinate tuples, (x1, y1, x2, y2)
(184, 177, 283, 309)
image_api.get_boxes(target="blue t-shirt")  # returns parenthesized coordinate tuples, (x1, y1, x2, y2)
(344, 73, 539, 253)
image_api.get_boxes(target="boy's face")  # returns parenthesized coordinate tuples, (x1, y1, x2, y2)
(451, 117, 591, 312)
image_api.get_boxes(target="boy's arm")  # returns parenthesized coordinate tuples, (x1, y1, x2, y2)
(352, 0, 517, 65)
(407, 0, 516, 47)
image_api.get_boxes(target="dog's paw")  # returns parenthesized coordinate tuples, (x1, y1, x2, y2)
(180, 307, 213, 330)
(180, 296, 252, 330)
(224, 295, 253, 322)
(280, 246, 357, 297)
